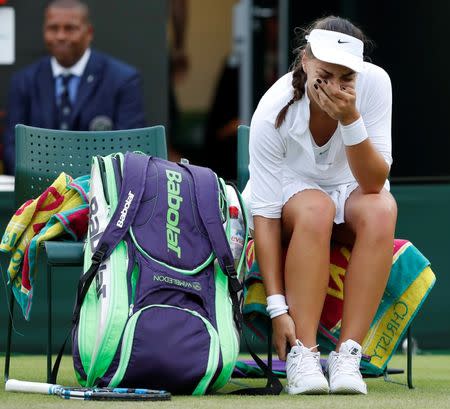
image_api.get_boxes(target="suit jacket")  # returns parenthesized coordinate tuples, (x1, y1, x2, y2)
(3, 50, 147, 174)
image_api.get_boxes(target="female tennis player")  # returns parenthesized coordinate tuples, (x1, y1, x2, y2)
(242, 15, 397, 395)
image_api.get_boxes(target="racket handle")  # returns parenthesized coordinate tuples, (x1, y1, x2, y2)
(5, 379, 58, 394)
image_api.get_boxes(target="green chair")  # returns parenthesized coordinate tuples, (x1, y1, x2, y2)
(4, 124, 167, 382)
(237, 125, 250, 192)
(236, 124, 414, 388)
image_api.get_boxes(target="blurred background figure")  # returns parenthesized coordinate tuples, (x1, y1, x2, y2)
(201, 41, 240, 181)
(168, 0, 189, 162)
(202, 2, 279, 180)
(3, 0, 146, 175)
(169, 0, 241, 169)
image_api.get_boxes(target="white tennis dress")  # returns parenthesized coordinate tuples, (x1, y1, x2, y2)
(242, 61, 392, 229)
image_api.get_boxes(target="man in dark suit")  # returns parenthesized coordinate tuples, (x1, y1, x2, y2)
(3, 0, 146, 174)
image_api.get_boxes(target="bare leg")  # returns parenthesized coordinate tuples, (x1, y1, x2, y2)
(282, 189, 336, 348)
(336, 188, 397, 348)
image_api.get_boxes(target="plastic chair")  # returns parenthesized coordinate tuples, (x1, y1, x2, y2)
(236, 124, 414, 388)
(237, 125, 250, 193)
(4, 124, 168, 382)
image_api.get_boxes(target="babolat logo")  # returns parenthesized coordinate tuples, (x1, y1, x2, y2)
(116, 190, 135, 228)
(153, 274, 201, 291)
(166, 169, 183, 258)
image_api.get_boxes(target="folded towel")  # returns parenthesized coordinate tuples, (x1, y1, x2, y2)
(0, 173, 90, 319)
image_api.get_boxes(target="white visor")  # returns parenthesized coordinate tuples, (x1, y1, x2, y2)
(306, 29, 364, 72)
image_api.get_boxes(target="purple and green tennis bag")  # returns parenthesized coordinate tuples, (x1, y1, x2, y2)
(72, 151, 248, 395)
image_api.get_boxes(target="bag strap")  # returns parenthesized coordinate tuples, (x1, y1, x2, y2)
(231, 329, 283, 395)
(72, 152, 150, 324)
(51, 151, 150, 384)
(178, 163, 242, 323)
(180, 163, 282, 395)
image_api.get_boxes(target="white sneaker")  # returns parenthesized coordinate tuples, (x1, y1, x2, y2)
(285, 340, 329, 395)
(326, 339, 368, 395)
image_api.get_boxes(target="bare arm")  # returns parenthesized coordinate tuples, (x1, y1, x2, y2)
(253, 216, 284, 295)
(253, 215, 297, 359)
(345, 138, 389, 193)
(315, 81, 390, 193)
(249, 112, 297, 358)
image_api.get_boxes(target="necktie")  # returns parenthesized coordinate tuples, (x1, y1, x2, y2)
(58, 74, 73, 130)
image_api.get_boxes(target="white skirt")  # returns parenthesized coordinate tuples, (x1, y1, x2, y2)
(283, 179, 360, 225)
(242, 179, 379, 231)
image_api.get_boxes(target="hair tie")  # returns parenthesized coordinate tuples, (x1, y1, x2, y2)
(287, 99, 295, 106)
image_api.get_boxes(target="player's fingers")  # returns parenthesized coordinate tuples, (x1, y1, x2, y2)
(320, 79, 347, 101)
(339, 85, 356, 99)
(315, 92, 336, 118)
(313, 85, 328, 108)
(314, 79, 334, 102)
(275, 340, 287, 361)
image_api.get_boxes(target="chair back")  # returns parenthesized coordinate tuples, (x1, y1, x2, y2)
(14, 124, 167, 207)
(237, 125, 250, 192)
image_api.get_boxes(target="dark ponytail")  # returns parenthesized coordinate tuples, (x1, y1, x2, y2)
(275, 15, 371, 129)
(275, 56, 308, 128)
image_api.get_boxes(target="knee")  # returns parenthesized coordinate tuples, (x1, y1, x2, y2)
(352, 194, 397, 238)
(292, 196, 336, 238)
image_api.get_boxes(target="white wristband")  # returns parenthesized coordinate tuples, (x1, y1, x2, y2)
(339, 116, 369, 146)
(266, 294, 289, 319)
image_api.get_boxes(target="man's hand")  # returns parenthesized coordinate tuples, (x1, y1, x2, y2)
(313, 79, 360, 125)
(271, 313, 297, 361)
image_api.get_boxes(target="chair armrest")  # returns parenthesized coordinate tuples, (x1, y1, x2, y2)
(44, 241, 85, 266)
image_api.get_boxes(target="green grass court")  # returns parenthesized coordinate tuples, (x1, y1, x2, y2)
(0, 353, 449, 408)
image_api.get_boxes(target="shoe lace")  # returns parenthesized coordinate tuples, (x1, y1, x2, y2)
(290, 344, 322, 376)
(335, 351, 360, 376)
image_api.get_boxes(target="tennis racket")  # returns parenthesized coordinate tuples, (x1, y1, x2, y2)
(5, 379, 171, 401)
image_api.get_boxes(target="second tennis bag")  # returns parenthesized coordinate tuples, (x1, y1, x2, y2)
(72, 151, 247, 394)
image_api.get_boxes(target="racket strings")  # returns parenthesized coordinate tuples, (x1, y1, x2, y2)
(56, 386, 171, 401)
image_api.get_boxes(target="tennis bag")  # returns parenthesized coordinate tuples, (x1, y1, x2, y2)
(72, 151, 248, 395)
